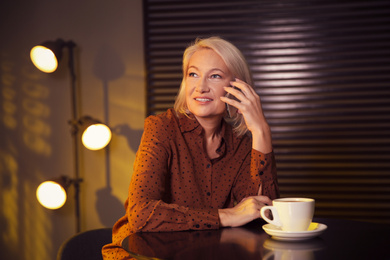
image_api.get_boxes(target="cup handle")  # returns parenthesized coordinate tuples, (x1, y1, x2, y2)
(260, 206, 281, 227)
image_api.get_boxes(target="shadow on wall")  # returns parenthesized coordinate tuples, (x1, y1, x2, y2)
(93, 44, 144, 227)
(0, 44, 145, 260)
(95, 124, 143, 227)
(113, 124, 143, 153)
(0, 49, 74, 260)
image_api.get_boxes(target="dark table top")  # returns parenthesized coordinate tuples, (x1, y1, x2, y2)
(121, 218, 390, 260)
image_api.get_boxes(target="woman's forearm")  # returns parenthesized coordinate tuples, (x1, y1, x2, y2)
(251, 122, 273, 153)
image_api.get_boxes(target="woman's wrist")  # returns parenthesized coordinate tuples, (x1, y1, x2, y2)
(251, 123, 273, 153)
(218, 208, 230, 227)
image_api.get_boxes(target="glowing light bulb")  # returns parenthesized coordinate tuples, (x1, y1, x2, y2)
(30, 46, 58, 73)
(36, 181, 67, 209)
(82, 124, 112, 150)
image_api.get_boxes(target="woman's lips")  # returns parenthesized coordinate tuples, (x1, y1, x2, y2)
(194, 97, 213, 102)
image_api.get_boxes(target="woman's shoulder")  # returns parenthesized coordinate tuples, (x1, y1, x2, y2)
(144, 109, 180, 133)
(145, 108, 178, 124)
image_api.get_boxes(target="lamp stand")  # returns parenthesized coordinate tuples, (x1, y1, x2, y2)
(66, 41, 83, 233)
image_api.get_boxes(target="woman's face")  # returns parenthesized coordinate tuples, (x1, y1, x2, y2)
(185, 48, 233, 121)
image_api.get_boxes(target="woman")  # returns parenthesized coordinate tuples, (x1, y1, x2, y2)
(102, 36, 279, 259)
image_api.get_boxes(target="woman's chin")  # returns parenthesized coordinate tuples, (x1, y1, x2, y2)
(188, 105, 225, 118)
(192, 111, 225, 120)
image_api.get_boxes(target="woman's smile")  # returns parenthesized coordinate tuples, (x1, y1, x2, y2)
(194, 96, 213, 102)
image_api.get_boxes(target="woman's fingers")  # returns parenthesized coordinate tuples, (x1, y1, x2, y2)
(241, 195, 272, 208)
(230, 78, 257, 97)
(221, 78, 273, 152)
(254, 195, 273, 206)
(223, 81, 265, 125)
(223, 79, 262, 112)
(219, 195, 272, 227)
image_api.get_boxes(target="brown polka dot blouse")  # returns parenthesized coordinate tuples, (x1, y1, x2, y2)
(102, 109, 279, 259)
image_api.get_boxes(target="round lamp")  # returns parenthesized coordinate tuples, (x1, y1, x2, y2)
(81, 123, 112, 150)
(30, 45, 58, 73)
(36, 180, 67, 209)
(30, 39, 65, 73)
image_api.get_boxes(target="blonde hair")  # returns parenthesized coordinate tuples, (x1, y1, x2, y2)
(174, 36, 253, 136)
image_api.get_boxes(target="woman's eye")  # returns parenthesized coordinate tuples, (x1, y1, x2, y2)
(210, 74, 222, 79)
(188, 72, 197, 77)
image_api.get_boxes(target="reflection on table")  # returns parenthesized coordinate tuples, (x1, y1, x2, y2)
(121, 218, 390, 260)
(263, 238, 325, 260)
(122, 224, 268, 260)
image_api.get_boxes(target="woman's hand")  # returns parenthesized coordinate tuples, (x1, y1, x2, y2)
(218, 195, 272, 227)
(220, 78, 272, 153)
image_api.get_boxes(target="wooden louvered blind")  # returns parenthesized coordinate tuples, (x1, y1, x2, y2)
(143, 0, 390, 223)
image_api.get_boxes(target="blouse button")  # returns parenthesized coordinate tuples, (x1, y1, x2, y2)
(206, 164, 211, 168)
(207, 192, 211, 196)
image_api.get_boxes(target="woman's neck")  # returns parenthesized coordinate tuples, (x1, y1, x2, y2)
(195, 116, 223, 139)
(195, 116, 224, 159)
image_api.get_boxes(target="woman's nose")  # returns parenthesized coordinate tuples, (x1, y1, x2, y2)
(195, 78, 209, 93)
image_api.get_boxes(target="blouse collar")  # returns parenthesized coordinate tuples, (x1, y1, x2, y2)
(177, 112, 243, 151)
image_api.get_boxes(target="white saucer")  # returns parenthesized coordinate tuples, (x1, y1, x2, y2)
(262, 222, 327, 241)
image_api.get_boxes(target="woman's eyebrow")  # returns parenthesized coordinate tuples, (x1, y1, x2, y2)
(188, 65, 199, 70)
(210, 68, 226, 74)
(188, 65, 226, 74)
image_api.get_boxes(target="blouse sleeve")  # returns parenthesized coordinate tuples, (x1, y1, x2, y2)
(126, 116, 220, 233)
(232, 149, 279, 202)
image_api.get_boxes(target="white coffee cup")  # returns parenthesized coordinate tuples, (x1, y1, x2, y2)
(260, 198, 315, 232)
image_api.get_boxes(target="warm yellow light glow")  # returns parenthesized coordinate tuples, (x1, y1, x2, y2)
(36, 181, 67, 209)
(81, 124, 112, 150)
(30, 46, 58, 73)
